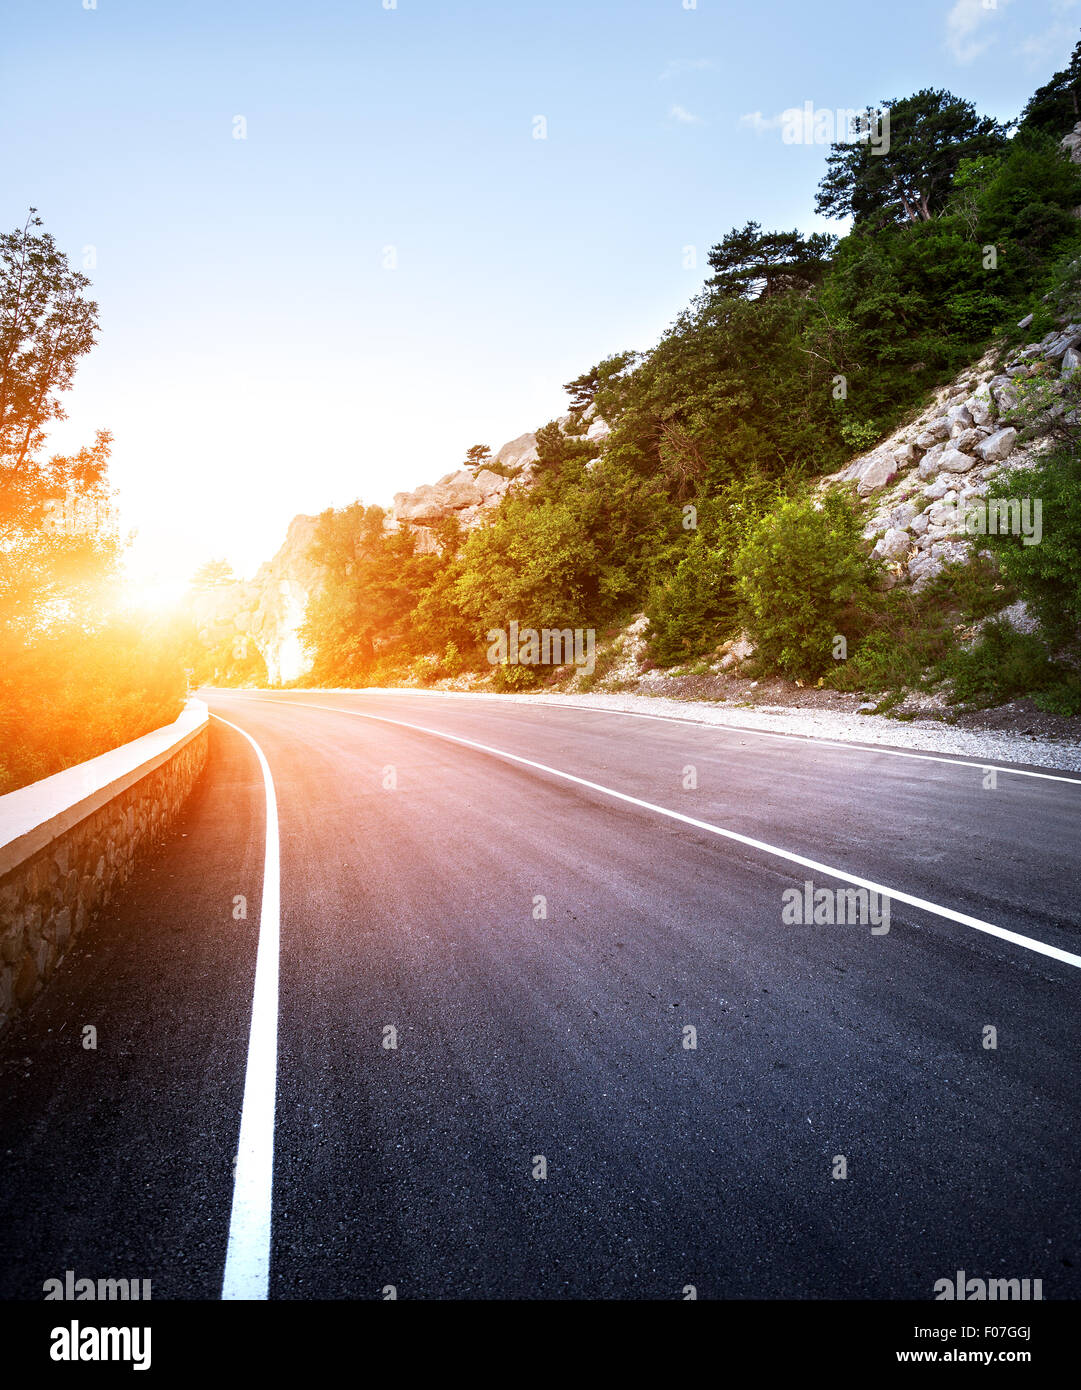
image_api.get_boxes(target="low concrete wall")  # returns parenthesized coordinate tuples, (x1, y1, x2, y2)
(0, 699, 209, 1030)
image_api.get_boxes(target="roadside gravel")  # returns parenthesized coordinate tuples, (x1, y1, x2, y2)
(496, 688, 1081, 774)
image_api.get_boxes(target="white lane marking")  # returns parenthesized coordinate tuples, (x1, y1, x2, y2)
(213, 713, 281, 1301)
(315, 687, 1081, 787)
(240, 697, 1081, 973)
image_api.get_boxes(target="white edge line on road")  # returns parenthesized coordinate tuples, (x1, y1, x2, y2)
(335, 687, 1081, 787)
(213, 713, 281, 1301)
(242, 697, 1081, 974)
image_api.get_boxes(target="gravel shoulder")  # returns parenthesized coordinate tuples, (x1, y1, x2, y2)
(276, 677, 1081, 773)
(488, 686, 1081, 774)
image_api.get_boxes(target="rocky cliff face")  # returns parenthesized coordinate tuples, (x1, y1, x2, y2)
(831, 315, 1081, 591)
(187, 514, 323, 684)
(189, 415, 610, 683)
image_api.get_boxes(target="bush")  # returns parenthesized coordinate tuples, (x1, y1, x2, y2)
(941, 618, 1081, 714)
(733, 490, 878, 679)
(408, 654, 441, 686)
(490, 661, 541, 692)
(982, 442, 1081, 652)
(645, 530, 735, 666)
(0, 619, 187, 794)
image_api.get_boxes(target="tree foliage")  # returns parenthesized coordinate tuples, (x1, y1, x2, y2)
(1020, 38, 1081, 137)
(0, 211, 184, 789)
(707, 221, 835, 299)
(815, 90, 1005, 227)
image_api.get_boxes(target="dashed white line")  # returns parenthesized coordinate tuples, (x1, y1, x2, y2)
(240, 696, 1081, 974)
(214, 713, 281, 1301)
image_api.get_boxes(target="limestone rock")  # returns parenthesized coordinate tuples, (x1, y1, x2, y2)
(393, 471, 484, 524)
(1043, 325, 1081, 362)
(973, 427, 1017, 463)
(856, 453, 899, 495)
(917, 443, 950, 478)
(937, 448, 977, 474)
(915, 418, 950, 449)
(473, 468, 513, 503)
(990, 376, 1021, 418)
(873, 527, 911, 561)
(966, 386, 995, 427)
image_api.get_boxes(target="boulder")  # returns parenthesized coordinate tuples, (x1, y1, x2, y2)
(410, 526, 441, 555)
(951, 427, 986, 453)
(856, 453, 899, 495)
(917, 443, 950, 478)
(990, 376, 1021, 417)
(718, 633, 755, 670)
(473, 468, 513, 503)
(973, 427, 1017, 463)
(967, 387, 995, 427)
(907, 553, 943, 588)
(937, 448, 977, 473)
(914, 418, 950, 449)
(1043, 325, 1081, 362)
(873, 528, 911, 561)
(928, 501, 960, 530)
(493, 430, 540, 474)
(1063, 123, 1081, 164)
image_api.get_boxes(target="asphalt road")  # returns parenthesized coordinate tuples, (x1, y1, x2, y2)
(1, 687, 1079, 1300)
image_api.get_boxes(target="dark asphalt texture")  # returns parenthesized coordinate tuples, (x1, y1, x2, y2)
(1, 688, 1079, 1299)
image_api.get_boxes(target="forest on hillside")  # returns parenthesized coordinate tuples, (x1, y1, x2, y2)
(293, 45, 1081, 715)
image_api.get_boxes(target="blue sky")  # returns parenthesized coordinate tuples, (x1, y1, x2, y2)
(3, 0, 1079, 594)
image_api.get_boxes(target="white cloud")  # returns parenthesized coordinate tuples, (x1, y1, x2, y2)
(945, 0, 1009, 65)
(670, 104, 705, 125)
(659, 58, 716, 81)
(737, 110, 785, 135)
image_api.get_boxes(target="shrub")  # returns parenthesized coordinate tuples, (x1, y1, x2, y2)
(0, 619, 187, 794)
(733, 490, 878, 679)
(490, 661, 541, 692)
(941, 618, 1081, 713)
(645, 530, 735, 666)
(982, 442, 1081, 652)
(408, 654, 441, 686)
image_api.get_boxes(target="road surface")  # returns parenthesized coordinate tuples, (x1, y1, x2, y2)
(1, 687, 1079, 1300)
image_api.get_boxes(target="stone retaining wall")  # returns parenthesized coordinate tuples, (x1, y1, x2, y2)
(0, 701, 208, 1030)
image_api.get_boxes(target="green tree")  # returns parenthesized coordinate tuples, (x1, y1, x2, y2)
(565, 351, 639, 424)
(707, 221, 835, 299)
(815, 90, 1005, 227)
(0, 211, 184, 790)
(0, 208, 99, 470)
(0, 210, 108, 639)
(464, 444, 491, 473)
(1020, 38, 1081, 137)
